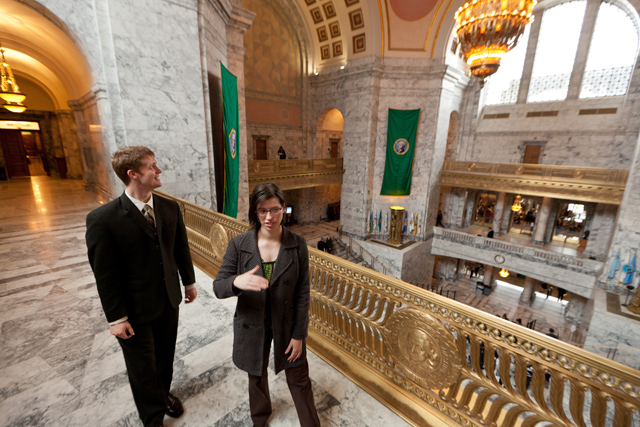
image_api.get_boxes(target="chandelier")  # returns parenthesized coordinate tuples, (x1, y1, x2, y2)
(0, 45, 27, 113)
(455, 0, 536, 79)
(499, 268, 510, 278)
(511, 194, 523, 212)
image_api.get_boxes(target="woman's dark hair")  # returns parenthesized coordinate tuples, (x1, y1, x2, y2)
(248, 183, 286, 229)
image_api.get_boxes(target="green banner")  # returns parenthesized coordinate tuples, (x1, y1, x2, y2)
(221, 64, 239, 217)
(380, 108, 420, 196)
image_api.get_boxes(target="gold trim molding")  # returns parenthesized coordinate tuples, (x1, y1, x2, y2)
(248, 158, 344, 191)
(442, 160, 628, 204)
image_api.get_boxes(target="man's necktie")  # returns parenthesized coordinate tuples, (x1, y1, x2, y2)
(142, 204, 157, 235)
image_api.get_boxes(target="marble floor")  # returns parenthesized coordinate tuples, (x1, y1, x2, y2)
(0, 177, 409, 427)
(431, 276, 587, 345)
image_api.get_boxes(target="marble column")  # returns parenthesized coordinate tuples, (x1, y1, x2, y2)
(565, 293, 587, 325)
(225, 6, 255, 222)
(463, 190, 477, 227)
(584, 203, 617, 259)
(519, 276, 537, 305)
(500, 194, 514, 235)
(533, 197, 553, 245)
(483, 266, 494, 290)
(492, 192, 506, 236)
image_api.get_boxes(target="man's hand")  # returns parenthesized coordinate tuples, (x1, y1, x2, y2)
(286, 338, 303, 362)
(233, 265, 269, 292)
(110, 321, 135, 339)
(185, 287, 197, 303)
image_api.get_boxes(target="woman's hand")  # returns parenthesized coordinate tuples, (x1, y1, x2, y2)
(286, 338, 303, 362)
(233, 265, 269, 292)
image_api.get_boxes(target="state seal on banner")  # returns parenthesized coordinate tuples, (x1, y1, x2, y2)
(393, 138, 409, 155)
(229, 129, 237, 159)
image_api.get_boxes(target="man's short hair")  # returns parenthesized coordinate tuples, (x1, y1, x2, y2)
(111, 146, 155, 185)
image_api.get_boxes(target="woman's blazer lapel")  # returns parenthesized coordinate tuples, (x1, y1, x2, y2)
(269, 227, 298, 286)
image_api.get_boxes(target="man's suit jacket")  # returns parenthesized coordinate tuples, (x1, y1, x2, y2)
(86, 193, 196, 324)
(213, 227, 310, 376)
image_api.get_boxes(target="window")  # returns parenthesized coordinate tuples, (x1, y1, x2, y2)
(528, 1, 587, 102)
(580, 2, 639, 98)
(484, 26, 531, 105)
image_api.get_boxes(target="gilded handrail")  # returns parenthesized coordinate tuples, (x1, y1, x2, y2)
(442, 160, 628, 204)
(443, 160, 629, 185)
(158, 190, 640, 427)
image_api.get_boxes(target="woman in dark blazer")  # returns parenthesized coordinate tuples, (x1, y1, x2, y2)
(213, 183, 320, 427)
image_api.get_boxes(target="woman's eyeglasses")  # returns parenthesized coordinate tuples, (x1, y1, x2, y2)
(256, 207, 283, 217)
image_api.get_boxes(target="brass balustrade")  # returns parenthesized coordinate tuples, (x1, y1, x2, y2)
(442, 160, 629, 204)
(248, 158, 344, 191)
(158, 190, 640, 427)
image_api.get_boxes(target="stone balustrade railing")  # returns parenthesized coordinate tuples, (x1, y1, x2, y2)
(432, 227, 602, 298)
(248, 158, 344, 191)
(157, 190, 640, 427)
(442, 160, 628, 204)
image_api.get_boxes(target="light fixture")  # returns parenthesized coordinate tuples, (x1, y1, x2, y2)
(2, 102, 27, 113)
(511, 195, 523, 212)
(455, 0, 536, 79)
(499, 268, 509, 278)
(0, 44, 27, 113)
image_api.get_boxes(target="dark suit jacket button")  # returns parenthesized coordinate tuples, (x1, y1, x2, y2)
(243, 323, 249, 329)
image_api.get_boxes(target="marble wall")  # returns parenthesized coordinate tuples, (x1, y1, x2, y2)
(29, 0, 233, 205)
(583, 289, 640, 370)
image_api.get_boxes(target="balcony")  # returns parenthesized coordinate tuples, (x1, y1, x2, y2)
(158, 190, 640, 427)
(248, 158, 344, 191)
(442, 160, 628, 204)
(431, 227, 603, 298)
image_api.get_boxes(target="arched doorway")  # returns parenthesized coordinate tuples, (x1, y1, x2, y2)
(315, 107, 344, 158)
(0, 0, 99, 188)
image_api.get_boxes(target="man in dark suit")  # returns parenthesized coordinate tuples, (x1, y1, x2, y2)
(86, 146, 197, 427)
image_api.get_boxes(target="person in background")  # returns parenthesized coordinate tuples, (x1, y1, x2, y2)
(86, 146, 197, 427)
(436, 210, 445, 227)
(546, 328, 559, 339)
(213, 183, 320, 427)
(278, 146, 286, 159)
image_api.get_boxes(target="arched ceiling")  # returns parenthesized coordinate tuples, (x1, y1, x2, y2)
(0, 0, 94, 110)
(294, 0, 468, 70)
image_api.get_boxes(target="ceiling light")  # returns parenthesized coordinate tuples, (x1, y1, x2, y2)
(0, 44, 27, 113)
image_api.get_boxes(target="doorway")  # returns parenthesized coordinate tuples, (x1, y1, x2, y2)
(255, 139, 267, 160)
(473, 193, 496, 227)
(330, 139, 339, 158)
(523, 145, 541, 164)
(0, 129, 48, 178)
(552, 203, 586, 244)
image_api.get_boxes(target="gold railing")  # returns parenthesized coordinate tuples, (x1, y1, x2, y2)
(158, 190, 640, 427)
(248, 158, 344, 191)
(442, 160, 629, 204)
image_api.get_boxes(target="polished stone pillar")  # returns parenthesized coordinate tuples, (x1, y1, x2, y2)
(519, 276, 537, 305)
(483, 266, 494, 291)
(533, 197, 553, 245)
(463, 190, 476, 227)
(492, 192, 506, 236)
(225, 6, 255, 221)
